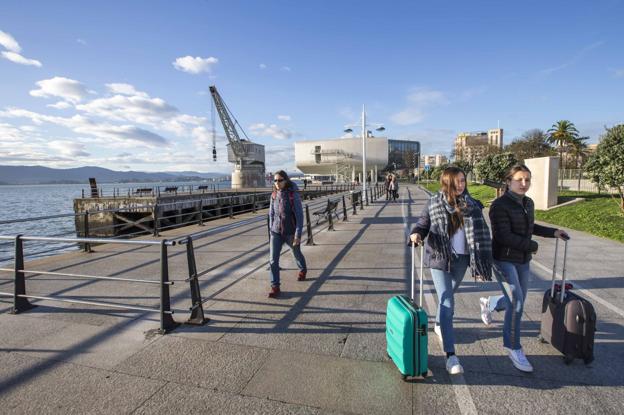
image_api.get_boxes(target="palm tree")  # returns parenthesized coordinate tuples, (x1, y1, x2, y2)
(547, 120, 579, 189)
(568, 136, 590, 191)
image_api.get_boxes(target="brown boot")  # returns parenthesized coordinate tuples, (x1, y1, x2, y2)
(268, 286, 281, 298)
(297, 270, 307, 281)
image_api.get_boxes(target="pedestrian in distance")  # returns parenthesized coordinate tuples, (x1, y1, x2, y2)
(385, 175, 392, 200)
(409, 166, 493, 375)
(479, 164, 569, 373)
(267, 170, 308, 298)
(391, 176, 399, 201)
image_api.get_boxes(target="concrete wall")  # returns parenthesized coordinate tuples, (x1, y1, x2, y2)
(525, 156, 558, 210)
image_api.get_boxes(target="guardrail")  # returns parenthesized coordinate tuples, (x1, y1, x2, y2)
(0, 183, 386, 333)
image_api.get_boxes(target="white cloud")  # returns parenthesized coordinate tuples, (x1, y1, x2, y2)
(539, 41, 605, 76)
(30, 77, 88, 103)
(265, 144, 295, 171)
(47, 101, 72, 109)
(259, 63, 267, 69)
(76, 38, 87, 45)
(0, 30, 21, 52)
(391, 87, 448, 126)
(249, 123, 294, 140)
(612, 68, 624, 78)
(48, 140, 90, 157)
(105, 83, 148, 97)
(173, 55, 218, 74)
(1, 51, 42, 67)
(277, 115, 291, 121)
(280, 66, 291, 72)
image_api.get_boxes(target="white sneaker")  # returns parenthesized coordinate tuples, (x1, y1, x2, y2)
(446, 355, 464, 375)
(480, 297, 492, 326)
(505, 347, 534, 373)
(434, 324, 442, 342)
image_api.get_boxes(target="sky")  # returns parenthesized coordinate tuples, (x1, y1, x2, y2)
(1, 0, 623, 174)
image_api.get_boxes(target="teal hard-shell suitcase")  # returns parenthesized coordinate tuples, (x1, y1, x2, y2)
(386, 244, 428, 379)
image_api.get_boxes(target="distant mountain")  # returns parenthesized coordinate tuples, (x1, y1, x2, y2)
(0, 165, 226, 185)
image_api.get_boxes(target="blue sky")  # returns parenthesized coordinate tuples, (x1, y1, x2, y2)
(1, 0, 623, 173)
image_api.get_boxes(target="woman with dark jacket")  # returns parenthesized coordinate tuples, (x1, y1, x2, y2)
(410, 167, 492, 375)
(268, 170, 307, 298)
(479, 164, 569, 373)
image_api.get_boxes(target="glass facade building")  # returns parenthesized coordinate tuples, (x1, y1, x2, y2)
(387, 139, 420, 172)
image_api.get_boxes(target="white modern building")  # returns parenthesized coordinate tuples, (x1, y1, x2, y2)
(294, 136, 420, 183)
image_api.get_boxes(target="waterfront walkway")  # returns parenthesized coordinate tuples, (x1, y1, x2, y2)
(1, 184, 623, 414)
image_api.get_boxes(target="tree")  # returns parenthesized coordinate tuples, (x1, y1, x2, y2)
(504, 129, 555, 161)
(547, 120, 579, 188)
(568, 136, 590, 191)
(474, 152, 518, 196)
(585, 125, 624, 213)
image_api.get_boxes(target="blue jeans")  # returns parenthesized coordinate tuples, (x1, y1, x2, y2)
(430, 254, 470, 353)
(270, 232, 307, 287)
(488, 260, 531, 350)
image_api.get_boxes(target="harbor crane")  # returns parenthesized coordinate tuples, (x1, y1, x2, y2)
(209, 85, 266, 189)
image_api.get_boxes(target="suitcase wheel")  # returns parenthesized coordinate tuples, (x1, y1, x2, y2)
(537, 334, 547, 344)
(563, 354, 574, 365)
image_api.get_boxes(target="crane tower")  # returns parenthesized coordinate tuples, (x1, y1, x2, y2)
(209, 85, 266, 189)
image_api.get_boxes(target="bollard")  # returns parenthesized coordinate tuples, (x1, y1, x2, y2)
(83, 211, 92, 253)
(152, 204, 159, 236)
(352, 192, 357, 215)
(365, 188, 369, 206)
(360, 191, 364, 210)
(342, 195, 348, 221)
(327, 200, 334, 231)
(305, 205, 315, 245)
(185, 237, 209, 325)
(12, 235, 36, 314)
(159, 240, 179, 334)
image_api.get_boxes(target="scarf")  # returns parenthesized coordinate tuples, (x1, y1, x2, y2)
(428, 191, 493, 281)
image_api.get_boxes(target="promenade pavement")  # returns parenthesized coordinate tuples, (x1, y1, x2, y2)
(0, 184, 623, 414)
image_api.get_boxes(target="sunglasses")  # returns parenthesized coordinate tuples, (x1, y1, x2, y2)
(274, 179, 284, 183)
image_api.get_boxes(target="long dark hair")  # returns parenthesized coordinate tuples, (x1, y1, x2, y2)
(273, 170, 293, 190)
(439, 166, 467, 235)
(504, 164, 531, 192)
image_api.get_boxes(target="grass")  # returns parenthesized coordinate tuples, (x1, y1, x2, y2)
(535, 191, 624, 243)
(418, 183, 624, 243)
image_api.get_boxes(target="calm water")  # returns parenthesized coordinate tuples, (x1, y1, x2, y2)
(0, 181, 232, 265)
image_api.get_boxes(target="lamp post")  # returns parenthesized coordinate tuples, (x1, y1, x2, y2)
(344, 106, 385, 196)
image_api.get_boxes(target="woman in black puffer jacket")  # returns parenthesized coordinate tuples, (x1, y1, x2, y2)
(479, 164, 569, 373)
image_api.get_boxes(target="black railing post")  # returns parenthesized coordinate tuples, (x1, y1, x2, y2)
(83, 211, 92, 253)
(327, 200, 334, 231)
(229, 196, 234, 219)
(352, 192, 357, 215)
(185, 237, 208, 325)
(152, 204, 159, 237)
(252, 192, 257, 213)
(360, 191, 364, 210)
(12, 235, 35, 314)
(198, 199, 204, 226)
(342, 195, 348, 221)
(159, 240, 179, 334)
(305, 205, 315, 245)
(365, 188, 369, 206)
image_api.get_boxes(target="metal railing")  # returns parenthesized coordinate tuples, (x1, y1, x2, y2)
(0, 183, 386, 333)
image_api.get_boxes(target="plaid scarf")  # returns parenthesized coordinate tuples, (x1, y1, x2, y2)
(428, 191, 493, 281)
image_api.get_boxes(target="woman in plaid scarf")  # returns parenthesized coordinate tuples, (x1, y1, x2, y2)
(410, 166, 492, 375)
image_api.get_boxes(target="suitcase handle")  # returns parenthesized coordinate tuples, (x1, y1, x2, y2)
(411, 243, 424, 307)
(550, 238, 568, 302)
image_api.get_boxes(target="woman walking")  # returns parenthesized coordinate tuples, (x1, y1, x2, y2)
(268, 170, 307, 298)
(409, 167, 492, 375)
(479, 164, 569, 372)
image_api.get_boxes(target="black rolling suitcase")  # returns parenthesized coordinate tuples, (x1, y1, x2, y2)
(539, 238, 596, 364)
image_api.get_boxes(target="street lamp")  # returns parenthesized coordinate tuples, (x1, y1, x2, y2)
(344, 106, 385, 195)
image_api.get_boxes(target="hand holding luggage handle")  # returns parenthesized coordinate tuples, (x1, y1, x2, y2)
(550, 238, 569, 303)
(411, 242, 424, 308)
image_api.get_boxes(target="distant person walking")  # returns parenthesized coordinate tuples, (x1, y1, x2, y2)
(390, 176, 399, 201)
(267, 170, 307, 298)
(479, 164, 569, 373)
(409, 167, 492, 375)
(385, 175, 392, 200)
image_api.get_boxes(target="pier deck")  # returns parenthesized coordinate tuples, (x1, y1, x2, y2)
(1, 184, 624, 414)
